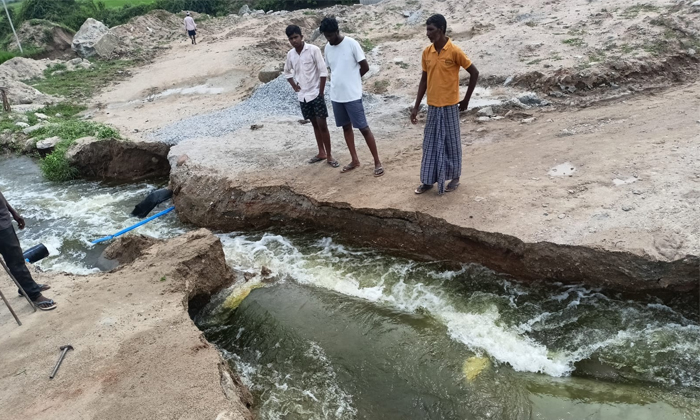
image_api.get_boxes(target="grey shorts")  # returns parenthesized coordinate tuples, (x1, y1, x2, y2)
(331, 99, 368, 129)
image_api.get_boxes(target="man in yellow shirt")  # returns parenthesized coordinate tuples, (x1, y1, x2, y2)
(410, 14, 479, 195)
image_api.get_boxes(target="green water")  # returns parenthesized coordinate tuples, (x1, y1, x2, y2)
(197, 233, 700, 420)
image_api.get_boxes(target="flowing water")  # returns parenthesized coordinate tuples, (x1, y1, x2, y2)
(2, 155, 700, 419)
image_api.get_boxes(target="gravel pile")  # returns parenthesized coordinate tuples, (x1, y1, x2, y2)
(151, 76, 299, 145)
(151, 76, 385, 145)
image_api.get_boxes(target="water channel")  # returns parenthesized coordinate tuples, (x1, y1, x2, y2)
(2, 155, 699, 419)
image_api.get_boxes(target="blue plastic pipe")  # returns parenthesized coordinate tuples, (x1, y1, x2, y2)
(91, 206, 175, 245)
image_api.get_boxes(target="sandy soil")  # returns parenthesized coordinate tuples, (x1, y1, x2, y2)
(0, 230, 251, 420)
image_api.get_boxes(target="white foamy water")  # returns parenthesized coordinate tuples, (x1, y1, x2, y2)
(216, 233, 700, 384)
(0, 156, 184, 274)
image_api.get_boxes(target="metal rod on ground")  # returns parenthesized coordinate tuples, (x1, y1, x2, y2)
(1, 0, 22, 53)
(91, 206, 175, 244)
(0, 287, 21, 325)
(0, 257, 36, 312)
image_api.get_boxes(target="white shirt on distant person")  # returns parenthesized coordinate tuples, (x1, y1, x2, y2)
(184, 16, 196, 31)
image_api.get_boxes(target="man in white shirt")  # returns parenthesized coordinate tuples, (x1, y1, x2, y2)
(184, 12, 197, 45)
(320, 17, 384, 177)
(283, 25, 338, 167)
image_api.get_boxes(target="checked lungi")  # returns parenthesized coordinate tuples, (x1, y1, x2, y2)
(420, 104, 462, 194)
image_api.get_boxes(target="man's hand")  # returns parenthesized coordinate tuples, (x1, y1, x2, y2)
(13, 213, 25, 230)
(292, 83, 301, 93)
(459, 99, 470, 113)
(410, 106, 420, 124)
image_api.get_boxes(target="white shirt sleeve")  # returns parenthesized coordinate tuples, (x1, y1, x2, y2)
(353, 39, 366, 63)
(283, 51, 294, 79)
(315, 47, 328, 78)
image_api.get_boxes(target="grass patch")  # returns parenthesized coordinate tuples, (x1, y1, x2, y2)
(37, 120, 120, 181)
(0, 46, 45, 65)
(38, 102, 87, 119)
(27, 59, 133, 100)
(373, 79, 390, 93)
(527, 58, 544, 65)
(360, 38, 376, 52)
(562, 38, 585, 47)
(100, 0, 158, 7)
(621, 4, 658, 19)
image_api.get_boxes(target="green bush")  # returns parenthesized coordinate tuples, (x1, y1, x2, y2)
(34, 119, 121, 181)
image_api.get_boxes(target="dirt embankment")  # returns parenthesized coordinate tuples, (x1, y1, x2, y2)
(0, 230, 252, 420)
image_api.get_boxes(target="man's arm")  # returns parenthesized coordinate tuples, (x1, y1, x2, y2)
(459, 64, 479, 112)
(359, 59, 370, 77)
(0, 191, 24, 229)
(283, 54, 301, 92)
(410, 71, 428, 124)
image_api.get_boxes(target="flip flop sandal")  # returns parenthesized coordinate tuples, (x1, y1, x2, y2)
(308, 156, 325, 164)
(374, 166, 385, 177)
(33, 299, 57, 311)
(414, 184, 433, 194)
(18, 283, 50, 297)
(446, 181, 460, 192)
(327, 159, 340, 168)
(341, 164, 360, 173)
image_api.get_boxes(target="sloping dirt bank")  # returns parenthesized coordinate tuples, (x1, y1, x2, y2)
(0, 230, 252, 420)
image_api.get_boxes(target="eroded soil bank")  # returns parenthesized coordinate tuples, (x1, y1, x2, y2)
(0, 230, 252, 420)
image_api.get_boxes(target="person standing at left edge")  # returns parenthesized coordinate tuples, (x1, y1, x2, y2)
(411, 14, 479, 195)
(184, 11, 197, 45)
(283, 25, 338, 168)
(0, 189, 56, 310)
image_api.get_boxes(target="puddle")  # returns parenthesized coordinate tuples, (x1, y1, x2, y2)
(548, 162, 576, 177)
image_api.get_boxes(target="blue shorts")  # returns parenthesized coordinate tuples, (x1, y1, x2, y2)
(331, 99, 368, 129)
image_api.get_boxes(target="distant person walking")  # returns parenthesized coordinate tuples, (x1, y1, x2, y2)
(320, 17, 384, 177)
(410, 14, 479, 195)
(283, 25, 338, 167)
(0, 190, 56, 311)
(184, 12, 197, 45)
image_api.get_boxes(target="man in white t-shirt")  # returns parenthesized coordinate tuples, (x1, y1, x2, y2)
(184, 12, 197, 45)
(320, 17, 384, 177)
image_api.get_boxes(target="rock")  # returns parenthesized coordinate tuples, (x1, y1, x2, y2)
(689, 49, 696, 56)
(477, 107, 494, 117)
(34, 112, 49, 120)
(69, 57, 83, 65)
(309, 28, 322, 42)
(66, 137, 171, 181)
(72, 18, 118, 58)
(36, 136, 61, 150)
(477, 116, 492, 122)
(250, 124, 263, 130)
(238, 4, 251, 15)
(518, 92, 541, 105)
(521, 117, 535, 124)
(692, 0, 700, 8)
(22, 123, 46, 134)
(176, 154, 189, 167)
(558, 214, 566, 219)
(622, 205, 633, 212)
(503, 76, 514, 86)
(21, 138, 37, 152)
(403, 11, 411, 18)
(258, 62, 283, 83)
(15, 122, 29, 128)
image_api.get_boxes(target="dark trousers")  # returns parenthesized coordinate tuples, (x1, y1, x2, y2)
(0, 226, 40, 300)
